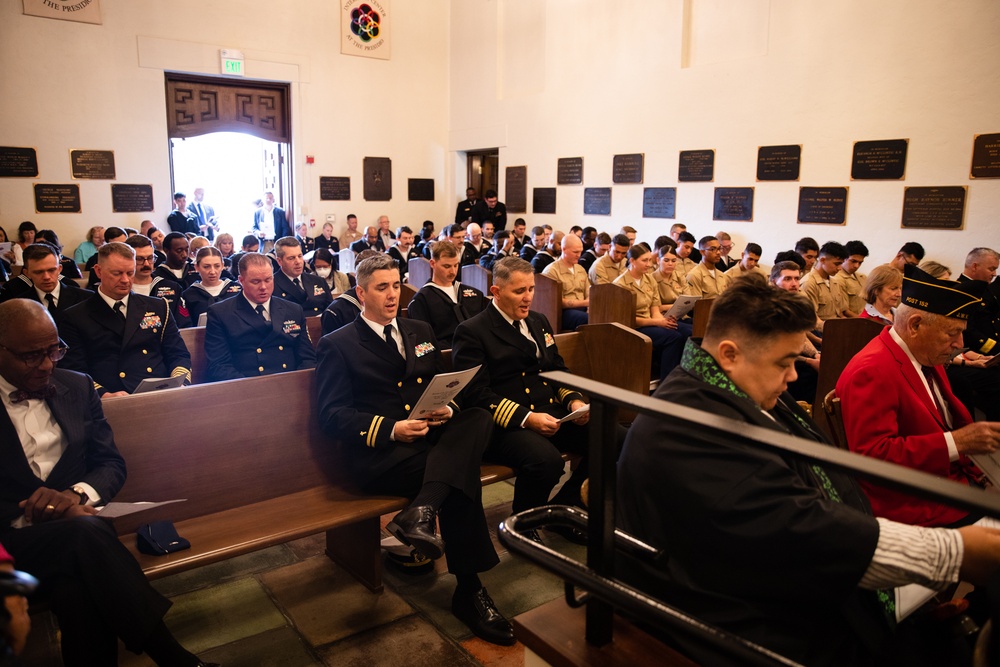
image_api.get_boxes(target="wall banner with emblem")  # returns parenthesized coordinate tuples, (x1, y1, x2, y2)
(341, 0, 390, 60)
(23, 0, 102, 25)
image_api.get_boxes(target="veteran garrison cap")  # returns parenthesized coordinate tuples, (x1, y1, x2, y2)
(902, 264, 984, 320)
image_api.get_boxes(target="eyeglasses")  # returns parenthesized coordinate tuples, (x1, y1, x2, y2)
(0, 339, 69, 368)
(136, 255, 156, 264)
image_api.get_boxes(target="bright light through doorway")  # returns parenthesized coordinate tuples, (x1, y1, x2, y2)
(170, 132, 282, 239)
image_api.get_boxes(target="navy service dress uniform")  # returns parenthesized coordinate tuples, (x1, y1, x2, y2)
(321, 288, 362, 335)
(407, 282, 488, 349)
(0, 274, 93, 328)
(139, 276, 191, 329)
(273, 271, 332, 316)
(182, 279, 242, 326)
(204, 294, 316, 382)
(60, 293, 191, 395)
(152, 261, 199, 289)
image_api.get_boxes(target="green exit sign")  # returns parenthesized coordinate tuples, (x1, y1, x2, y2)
(220, 49, 244, 77)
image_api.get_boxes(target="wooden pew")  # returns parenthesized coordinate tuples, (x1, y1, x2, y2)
(532, 272, 563, 332)
(811, 317, 884, 440)
(306, 314, 323, 348)
(407, 257, 431, 288)
(399, 283, 417, 319)
(463, 264, 493, 296)
(691, 298, 715, 339)
(588, 283, 636, 328)
(178, 326, 207, 384)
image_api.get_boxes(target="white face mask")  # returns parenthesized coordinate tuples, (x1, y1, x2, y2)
(315, 267, 332, 278)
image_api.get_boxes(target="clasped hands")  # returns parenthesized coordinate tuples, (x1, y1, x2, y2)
(18, 487, 96, 524)
(392, 407, 453, 442)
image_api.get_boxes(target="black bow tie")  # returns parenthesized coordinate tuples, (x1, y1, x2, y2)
(10, 385, 56, 404)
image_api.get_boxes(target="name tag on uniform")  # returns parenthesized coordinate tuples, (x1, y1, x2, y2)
(415, 342, 435, 357)
(155, 287, 176, 298)
(283, 320, 301, 335)
(140, 313, 161, 330)
(544, 332, 555, 347)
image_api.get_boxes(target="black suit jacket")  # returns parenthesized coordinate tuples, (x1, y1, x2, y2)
(531, 251, 555, 274)
(60, 292, 192, 395)
(0, 369, 126, 524)
(455, 198, 487, 224)
(205, 295, 316, 381)
(578, 249, 599, 273)
(182, 279, 242, 325)
(320, 289, 361, 335)
(350, 238, 385, 254)
(167, 209, 199, 235)
(957, 273, 1000, 354)
(407, 283, 488, 348)
(0, 275, 93, 328)
(482, 202, 507, 231)
(387, 246, 420, 281)
(717, 255, 739, 271)
(317, 317, 457, 485)
(273, 271, 332, 316)
(253, 206, 292, 240)
(451, 307, 583, 429)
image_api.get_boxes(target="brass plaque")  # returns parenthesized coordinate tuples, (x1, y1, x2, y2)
(557, 157, 584, 185)
(851, 139, 908, 180)
(971, 133, 1000, 179)
(678, 150, 714, 182)
(797, 187, 848, 225)
(70, 149, 116, 180)
(612, 153, 644, 184)
(34, 184, 81, 213)
(506, 166, 527, 213)
(713, 187, 754, 222)
(0, 146, 38, 177)
(111, 184, 154, 213)
(583, 187, 611, 215)
(901, 186, 966, 230)
(757, 145, 801, 181)
(363, 157, 391, 201)
(320, 176, 351, 201)
(642, 188, 676, 219)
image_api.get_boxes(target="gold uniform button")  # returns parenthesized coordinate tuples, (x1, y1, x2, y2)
(119, 372, 126, 378)
(146, 367, 152, 373)
(279, 346, 284, 351)
(542, 381, 547, 386)
(549, 398, 554, 404)
(256, 348, 262, 353)
(416, 377, 423, 384)
(397, 382, 403, 388)
(282, 364, 287, 369)
(142, 349, 148, 355)
(404, 404, 411, 411)
(521, 372, 526, 377)
(530, 404, 535, 410)
(258, 366, 264, 372)
(525, 388, 530, 394)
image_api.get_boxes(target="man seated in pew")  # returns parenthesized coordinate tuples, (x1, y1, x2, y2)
(0, 300, 212, 666)
(837, 239, 870, 317)
(443, 224, 477, 279)
(531, 230, 561, 275)
(316, 254, 514, 645)
(578, 231, 608, 273)
(84, 227, 129, 291)
(481, 220, 495, 243)
(588, 233, 630, 285)
(205, 253, 316, 382)
(719, 242, 764, 289)
(349, 226, 383, 254)
(542, 234, 589, 331)
(684, 235, 726, 298)
(183, 246, 243, 325)
(272, 236, 332, 316)
(152, 232, 199, 289)
(126, 234, 191, 328)
(519, 226, 547, 264)
(958, 247, 1000, 356)
(615, 245, 691, 379)
(794, 236, 820, 273)
(62, 243, 191, 398)
(838, 265, 1000, 528)
(617, 279, 1000, 666)
(0, 243, 92, 329)
(888, 241, 926, 271)
(387, 226, 420, 283)
(769, 260, 821, 402)
(453, 258, 615, 543)
(672, 231, 698, 282)
(407, 241, 489, 348)
(715, 230, 738, 270)
(478, 229, 515, 272)
(801, 241, 851, 322)
(320, 249, 382, 335)
(227, 234, 261, 280)
(510, 218, 528, 254)
(467, 222, 491, 255)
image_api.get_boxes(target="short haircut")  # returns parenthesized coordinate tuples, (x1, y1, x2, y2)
(355, 248, 383, 264)
(794, 237, 819, 254)
(432, 240, 460, 260)
(774, 250, 805, 271)
(124, 234, 152, 250)
(698, 235, 718, 250)
(484, 189, 498, 198)
(596, 232, 612, 245)
(744, 243, 762, 257)
(620, 225, 637, 234)
(241, 234, 259, 249)
(612, 233, 630, 248)
(493, 257, 534, 286)
(652, 235, 673, 252)
(104, 227, 127, 242)
(347, 214, 358, 221)
(844, 240, 869, 257)
(899, 242, 926, 261)
(513, 218, 526, 228)
(124, 227, 138, 237)
(770, 261, 802, 283)
(918, 260, 951, 280)
(966, 247, 999, 268)
(23, 243, 59, 266)
(863, 265, 903, 305)
(356, 253, 399, 289)
(98, 241, 135, 264)
(173, 191, 186, 200)
(582, 226, 597, 236)
(274, 236, 300, 258)
(445, 224, 464, 238)
(162, 232, 187, 252)
(676, 231, 696, 244)
(569, 225, 583, 234)
(0, 299, 54, 346)
(670, 223, 686, 234)
(819, 241, 848, 260)
(239, 252, 271, 275)
(195, 246, 223, 265)
(493, 230, 511, 243)
(532, 226, 546, 237)
(705, 280, 816, 348)
(716, 231, 732, 241)
(34, 229, 61, 251)
(396, 226, 413, 237)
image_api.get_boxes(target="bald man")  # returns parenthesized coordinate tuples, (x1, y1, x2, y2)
(542, 234, 589, 330)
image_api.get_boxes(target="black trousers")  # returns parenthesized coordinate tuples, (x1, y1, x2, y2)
(362, 407, 499, 575)
(1, 516, 171, 666)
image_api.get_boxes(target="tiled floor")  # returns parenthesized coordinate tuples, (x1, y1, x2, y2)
(20, 479, 586, 666)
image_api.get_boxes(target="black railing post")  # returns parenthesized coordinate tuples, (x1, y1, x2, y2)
(585, 398, 617, 645)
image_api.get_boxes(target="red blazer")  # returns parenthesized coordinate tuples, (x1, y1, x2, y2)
(837, 328, 977, 526)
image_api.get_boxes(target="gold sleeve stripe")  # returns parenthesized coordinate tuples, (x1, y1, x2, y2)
(367, 416, 384, 448)
(494, 398, 520, 428)
(557, 388, 572, 401)
(983, 339, 996, 355)
(171, 366, 191, 382)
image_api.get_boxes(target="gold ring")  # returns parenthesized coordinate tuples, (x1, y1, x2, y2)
(45, 504, 56, 510)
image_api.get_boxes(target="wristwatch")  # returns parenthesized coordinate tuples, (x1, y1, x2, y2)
(70, 485, 89, 505)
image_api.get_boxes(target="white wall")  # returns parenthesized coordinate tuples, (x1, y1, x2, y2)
(449, 0, 1000, 271)
(0, 0, 453, 251)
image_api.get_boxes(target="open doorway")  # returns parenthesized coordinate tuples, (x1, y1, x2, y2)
(465, 149, 499, 199)
(165, 73, 292, 237)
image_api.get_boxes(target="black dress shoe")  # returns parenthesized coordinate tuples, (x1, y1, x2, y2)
(545, 524, 588, 545)
(452, 587, 515, 646)
(386, 505, 445, 560)
(524, 529, 544, 545)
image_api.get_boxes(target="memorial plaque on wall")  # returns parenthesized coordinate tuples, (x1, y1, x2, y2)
(319, 176, 351, 201)
(34, 184, 81, 213)
(971, 133, 1000, 179)
(797, 187, 849, 225)
(612, 153, 644, 184)
(583, 188, 611, 215)
(756, 144, 801, 181)
(557, 157, 584, 185)
(532, 187, 556, 214)
(678, 149, 715, 182)
(70, 149, 116, 180)
(506, 166, 527, 213)
(642, 187, 676, 219)
(851, 139, 908, 180)
(901, 186, 966, 230)
(408, 178, 435, 201)
(363, 157, 391, 201)
(713, 187, 754, 222)
(0, 146, 38, 177)
(111, 184, 154, 213)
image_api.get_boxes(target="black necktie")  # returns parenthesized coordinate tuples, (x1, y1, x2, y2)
(293, 277, 302, 291)
(255, 304, 268, 321)
(44, 293, 56, 314)
(921, 366, 948, 424)
(512, 319, 521, 334)
(383, 324, 402, 361)
(114, 301, 125, 321)
(195, 203, 205, 224)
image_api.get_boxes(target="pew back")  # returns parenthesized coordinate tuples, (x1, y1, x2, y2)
(532, 272, 563, 333)
(811, 317, 884, 438)
(407, 257, 432, 288)
(463, 264, 493, 296)
(691, 298, 715, 339)
(588, 283, 636, 328)
(179, 326, 207, 384)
